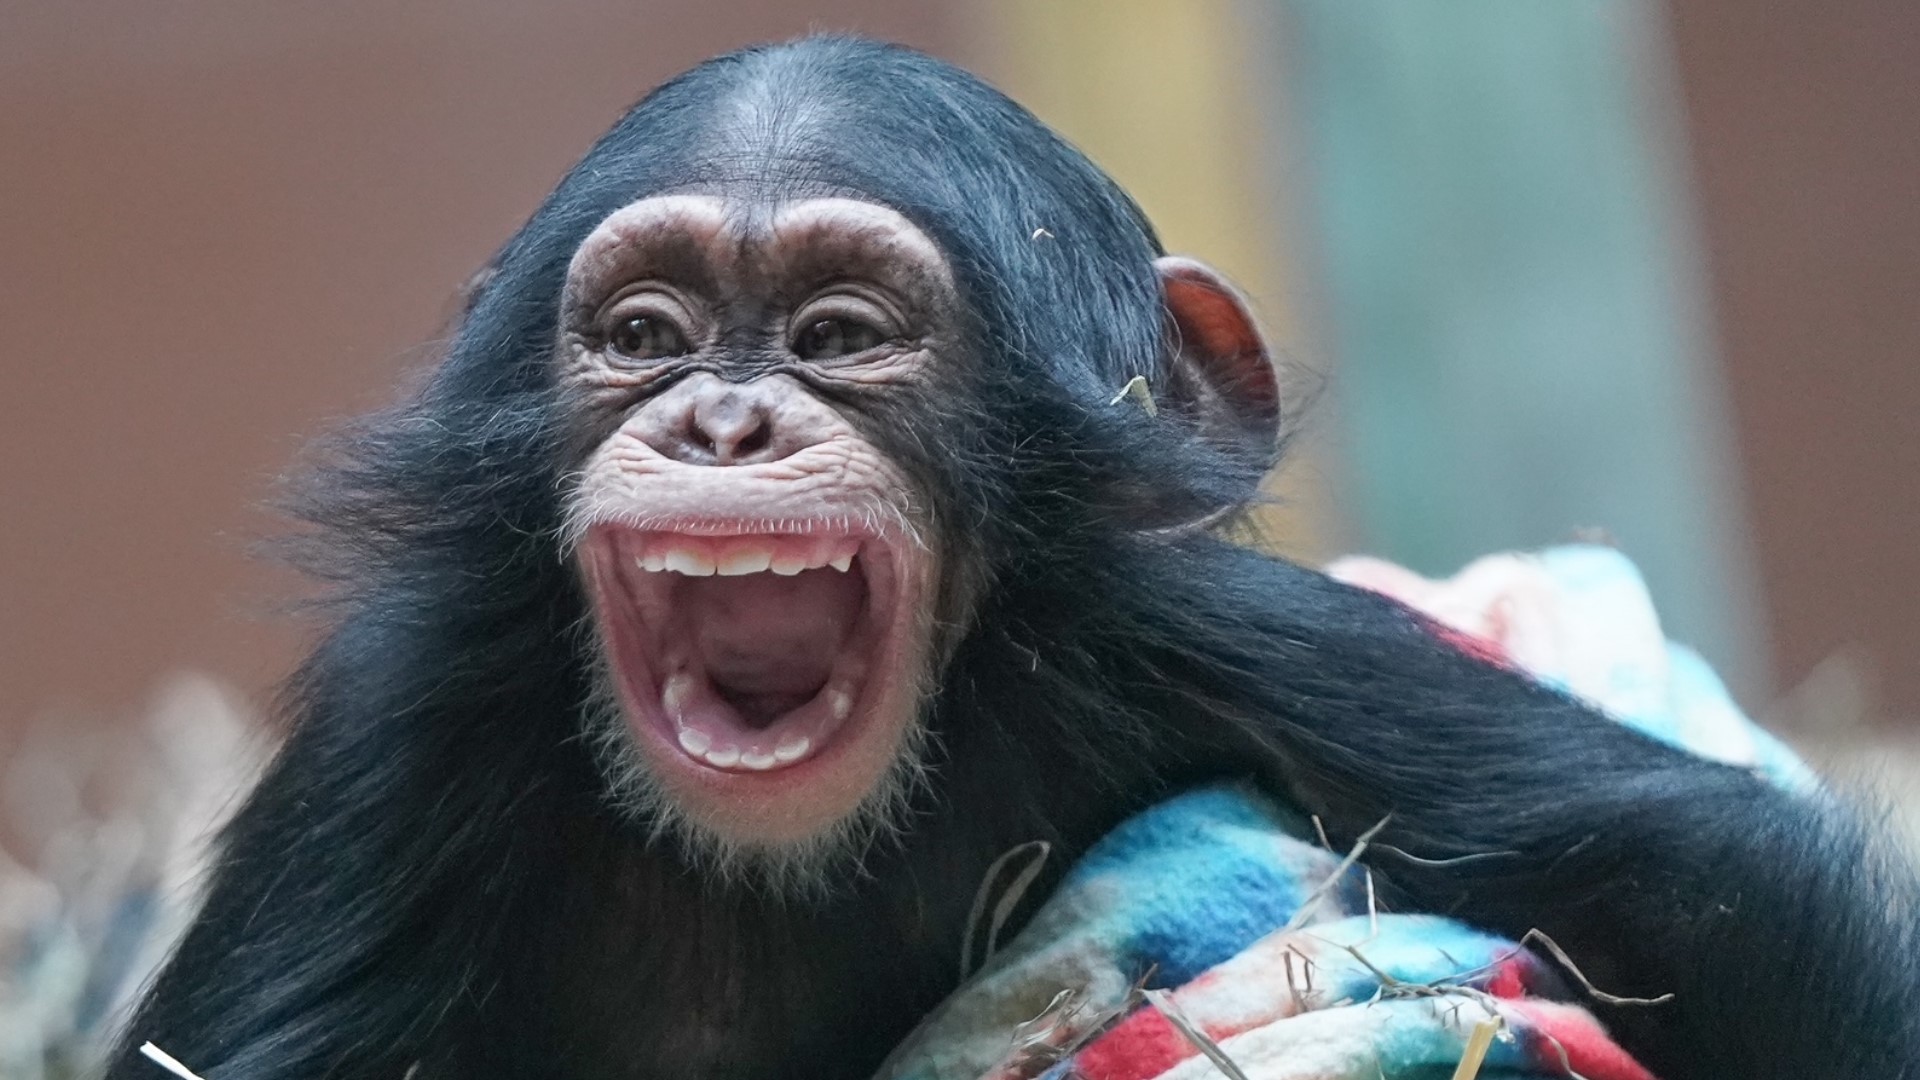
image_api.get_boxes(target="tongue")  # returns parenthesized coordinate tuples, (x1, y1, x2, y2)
(680, 567, 865, 727)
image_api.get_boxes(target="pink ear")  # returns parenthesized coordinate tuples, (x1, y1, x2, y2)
(1155, 256, 1282, 452)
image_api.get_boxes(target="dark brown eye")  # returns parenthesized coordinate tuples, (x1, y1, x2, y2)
(792, 317, 885, 361)
(609, 315, 690, 360)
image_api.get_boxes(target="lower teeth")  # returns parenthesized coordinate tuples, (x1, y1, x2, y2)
(662, 669, 852, 771)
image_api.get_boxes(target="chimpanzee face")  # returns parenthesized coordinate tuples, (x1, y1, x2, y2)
(559, 194, 959, 884)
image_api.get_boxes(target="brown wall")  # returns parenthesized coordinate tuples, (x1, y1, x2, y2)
(0, 2, 959, 728)
(1667, 0, 1920, 722)
(5, 1, 1918, 733)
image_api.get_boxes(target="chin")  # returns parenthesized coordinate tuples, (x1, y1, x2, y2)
(575, 516, 937, 894)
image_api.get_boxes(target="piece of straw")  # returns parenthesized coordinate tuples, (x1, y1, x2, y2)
(1447, 1016, 1501, 1080)
(139, 1043, 207, 1080)
(1108, 375, 1157, 416)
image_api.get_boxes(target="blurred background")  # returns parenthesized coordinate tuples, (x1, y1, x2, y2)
(0, 0, 1916, 1072)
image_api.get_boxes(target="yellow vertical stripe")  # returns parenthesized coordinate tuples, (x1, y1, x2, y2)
(977, 0, 1334, 556)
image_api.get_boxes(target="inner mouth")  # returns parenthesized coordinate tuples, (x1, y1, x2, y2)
(594, 529, 888, 773)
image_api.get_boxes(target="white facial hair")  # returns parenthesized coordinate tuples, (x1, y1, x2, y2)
(576, 650, 934, 902)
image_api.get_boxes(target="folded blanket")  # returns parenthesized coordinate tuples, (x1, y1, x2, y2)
(880, 545, 1803, 1080)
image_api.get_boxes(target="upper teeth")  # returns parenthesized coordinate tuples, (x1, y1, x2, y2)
(635, 537, 859, 578)
(716, 548, 772, 576)
(662, 549, 716, 576)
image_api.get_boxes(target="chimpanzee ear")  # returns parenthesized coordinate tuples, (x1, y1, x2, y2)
(1156, 256, 1283, 474)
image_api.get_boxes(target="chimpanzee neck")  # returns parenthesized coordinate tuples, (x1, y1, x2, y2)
(464, 721, 1149, 1079)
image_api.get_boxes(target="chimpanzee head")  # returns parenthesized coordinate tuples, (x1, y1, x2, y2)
(418, 38, 1282, 888)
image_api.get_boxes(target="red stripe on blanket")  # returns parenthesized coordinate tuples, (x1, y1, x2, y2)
(1072, 1008, 1195, 1080)
(1510, 1001, 1660, 1080)
(1484, 957, 1531, 999)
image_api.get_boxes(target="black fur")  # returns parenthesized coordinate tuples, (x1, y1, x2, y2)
(111, 38, 1919, 1080)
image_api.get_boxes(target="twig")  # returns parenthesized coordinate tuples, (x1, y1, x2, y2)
(1282, 816, 1391, 932)
(998, 966, 1164, 1076)
(1283, 948, 1308, 1012)
(1373, 844, 1519, 868)
(1310, 934, 1508, 1019)
(1059, 972, 1156, 1060)
(1522, 930, 1675, 1006)
(1535, 1028, 1596, 1080)
(1417, 944, 1528, 991)
(1008, 987, 1082, 1052)
(1144, 989, 1252, 1080)
(1314, 936, 1401, 988)
(960, 840, 1051, 976)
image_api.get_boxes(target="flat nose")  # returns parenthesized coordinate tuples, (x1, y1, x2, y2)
(634, 375, 811, 466)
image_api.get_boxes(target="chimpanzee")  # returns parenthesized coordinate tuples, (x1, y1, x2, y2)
(110, 36, 1917, 1080)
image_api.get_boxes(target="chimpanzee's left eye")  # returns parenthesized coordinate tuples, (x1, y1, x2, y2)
(792, 317, 886, 360)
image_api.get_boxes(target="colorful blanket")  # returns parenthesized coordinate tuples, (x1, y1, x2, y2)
(879, 545, 1808, 1080)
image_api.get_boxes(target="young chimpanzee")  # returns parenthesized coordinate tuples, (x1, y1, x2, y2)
(111, 37, 1917, 1080)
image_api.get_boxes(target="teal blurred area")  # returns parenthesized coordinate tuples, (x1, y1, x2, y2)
(1271, 0, 1760, 695)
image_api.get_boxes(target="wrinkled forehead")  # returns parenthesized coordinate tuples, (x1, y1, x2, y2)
(564, 195, 952, 297)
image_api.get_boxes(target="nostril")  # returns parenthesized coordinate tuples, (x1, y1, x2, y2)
(734, 419, 773, 459)
(670, 384, 791, 465)
(710, 416, 774, 464)
(696, 410, 779, 465)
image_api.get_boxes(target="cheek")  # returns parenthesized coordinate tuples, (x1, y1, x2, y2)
(549, 373, 643, 469)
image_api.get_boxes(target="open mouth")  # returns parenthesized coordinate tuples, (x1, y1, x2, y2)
(582, 524, 904, 776)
